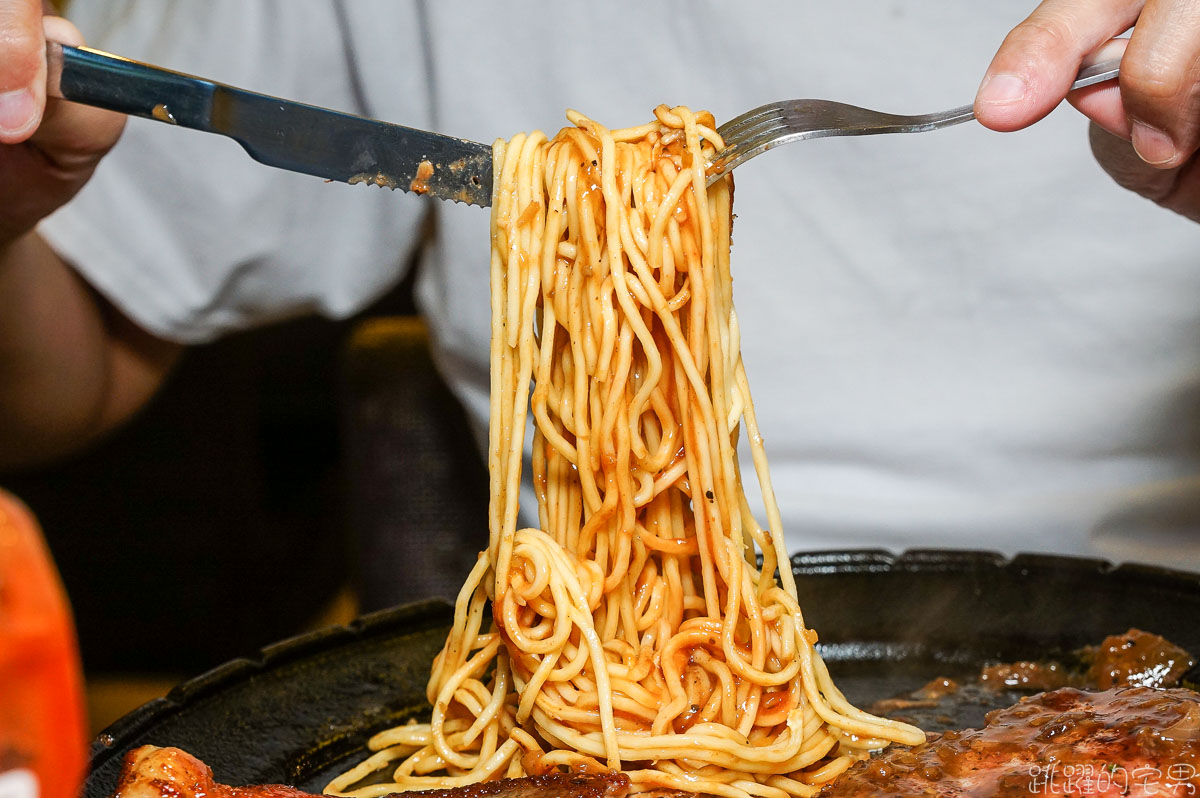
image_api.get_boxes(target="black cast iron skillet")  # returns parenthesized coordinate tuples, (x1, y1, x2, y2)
(84, 549, 1200, 798)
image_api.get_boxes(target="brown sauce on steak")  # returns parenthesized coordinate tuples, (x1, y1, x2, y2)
(1083, 630, 1196, 690)
(979, 661, 1070, 691)
(978, 629, 1194, 693)
(825, 686, 1200, 797)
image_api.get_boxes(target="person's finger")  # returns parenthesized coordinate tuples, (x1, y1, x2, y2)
(0, 15, 122, 240)
(30, 84, 123, 165)
(976, 0, 1142, 132)
(0, 83, 122, 240)
(0, 0, 46, 142)
(1067, 38, 1132, 139)
(28, 15, 121, 165)
(1089, 122, 1200, 223)
(41, 14, 80, 47)
(1116, 0, 1200, 168)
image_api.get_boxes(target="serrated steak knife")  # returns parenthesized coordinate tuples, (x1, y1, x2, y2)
(46, 43, 494, 207)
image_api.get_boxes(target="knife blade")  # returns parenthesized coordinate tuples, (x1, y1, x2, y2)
(45, 42, 494, 207)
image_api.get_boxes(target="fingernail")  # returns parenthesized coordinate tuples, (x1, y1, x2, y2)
(978, 73, 1029, 105)
(1130, 121, 1177, 166)
(0, 88, 36, 135)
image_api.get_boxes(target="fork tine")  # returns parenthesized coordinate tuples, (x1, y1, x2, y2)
(722, 117, 806, 156)
(713, 103, 972, 183)
(725, 101, 902, 145)
(713, 125, 798, 166)
(717, 123, 792, 163)
(716, 101, 789, 140)
(720, 112, 790, 145)
(706, 140, 776, 183)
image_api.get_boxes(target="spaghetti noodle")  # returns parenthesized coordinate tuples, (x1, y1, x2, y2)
(327, 106, 923, 798)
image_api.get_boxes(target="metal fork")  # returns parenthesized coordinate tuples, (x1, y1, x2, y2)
(707, 58, 1122, 185)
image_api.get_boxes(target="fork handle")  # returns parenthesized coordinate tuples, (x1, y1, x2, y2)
(1072, 58, 1122, 90)
(943, 58, 1122, 127)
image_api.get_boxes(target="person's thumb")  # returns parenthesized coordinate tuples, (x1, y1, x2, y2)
(0, 0, 46, 142)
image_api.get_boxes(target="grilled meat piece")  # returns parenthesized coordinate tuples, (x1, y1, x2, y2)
(870, 628, 1197, 734)
(977, 628, 1194, 693)
(1083, 629, 1196, 689)
(826, 686, 1200, 797)
(111, 746, 631, 798)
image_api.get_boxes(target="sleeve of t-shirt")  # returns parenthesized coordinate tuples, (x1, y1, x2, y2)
(38, 0, 435, 344)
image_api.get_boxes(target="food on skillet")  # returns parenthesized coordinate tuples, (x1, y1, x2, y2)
(824, 686, 1200, 798)
(95, 106, 1200, 798)
(327, 107, 922, 798)
(109, 747, 629, 798)
(109, 685, 1200, 798)
(1081, 629, 1196, 690)
(978, 629, 1196, 692)
(869, 629, 1197, 734)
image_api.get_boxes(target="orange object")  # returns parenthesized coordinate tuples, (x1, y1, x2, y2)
(0, 489, 87, 798)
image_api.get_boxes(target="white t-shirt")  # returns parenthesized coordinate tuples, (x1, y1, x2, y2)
(41, 0, 1200, 570)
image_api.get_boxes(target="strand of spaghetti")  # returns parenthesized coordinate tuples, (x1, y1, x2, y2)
(494, 137, 547, 596)
(486, 134, 517, 568)
(516, 527, 621, 767)
(429, 637, 502, 769)
(736, 361, 793, 596)
(364, 739, 523, 794)
(680, 106, 744, 598)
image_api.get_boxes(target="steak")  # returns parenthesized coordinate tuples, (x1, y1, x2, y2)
(110, 746, 630, 798)
(825, 686, 1200, 797)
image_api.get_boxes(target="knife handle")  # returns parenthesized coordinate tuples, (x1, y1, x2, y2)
(46, 42, 215, 129)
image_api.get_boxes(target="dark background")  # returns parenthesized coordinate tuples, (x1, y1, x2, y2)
(1, 266, 488, 677)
